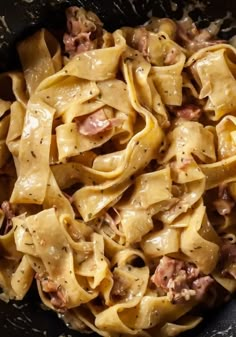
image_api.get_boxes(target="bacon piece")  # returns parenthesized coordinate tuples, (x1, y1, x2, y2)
(164, 47, 180, 66)
(63, 32, 92, 55)
(76, 109, 121, 136)
(0, 201, 15, 235)
(192, 276, 214, 301)
(63, 6, 103, 57)
(66, 7, 99, 36)
(177, 18, 226, 53)
(151, 256, 214, 303)
(151, 256, 185, 290)
(36, 274, 67, 311)
(131, 27, 149, 57)
(76, 109, 110, 136)
(171, 104, 202, 121)
(50, 287, 67, 311)
(178, 158, 193, 170)
(41, 278, 58, 293)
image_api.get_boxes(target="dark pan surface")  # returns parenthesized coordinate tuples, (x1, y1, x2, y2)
(0, 1, 236, 336)
(1, 289, 236, 337)
(1, 0, 236, 71)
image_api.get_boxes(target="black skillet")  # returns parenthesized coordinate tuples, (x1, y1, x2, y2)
(0, 0, 236, 336)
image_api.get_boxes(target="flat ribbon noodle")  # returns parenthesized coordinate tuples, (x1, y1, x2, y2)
(186, 45, 236, 120)
(116, 168, 172, 243)
(72, 49, 164, 220)
(18, 29, 62, 95)
(150, 32, 186, 106)
(16, 208, 97, 308)
(76, 233, 109, 289)
(161, 120, 215, 184)
(10, 255, 35, 300)
(180, 200, 219, 274)
(157, 179, 206, 225)
(95, 264, 149, 334)
(141, 226, 180, 258)
(216, 115, 236, 159)
(43, 170, 75, 218)
(0, 114, 10, 168)
(37, 30, 126, 86)
(159, 316, 202, 337)
(10, 99, 55, 204)
(6, 101, 25, 159)
(201, 155, 236, 190)
(0, 72, 27, 107)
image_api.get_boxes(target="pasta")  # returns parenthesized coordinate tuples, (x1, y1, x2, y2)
(1, 5, 236, 337)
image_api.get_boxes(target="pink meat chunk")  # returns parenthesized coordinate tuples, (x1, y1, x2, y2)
(151, 256, 214, 303)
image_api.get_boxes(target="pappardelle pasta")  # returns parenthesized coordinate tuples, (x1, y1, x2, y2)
(1, 6, 236, 337)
